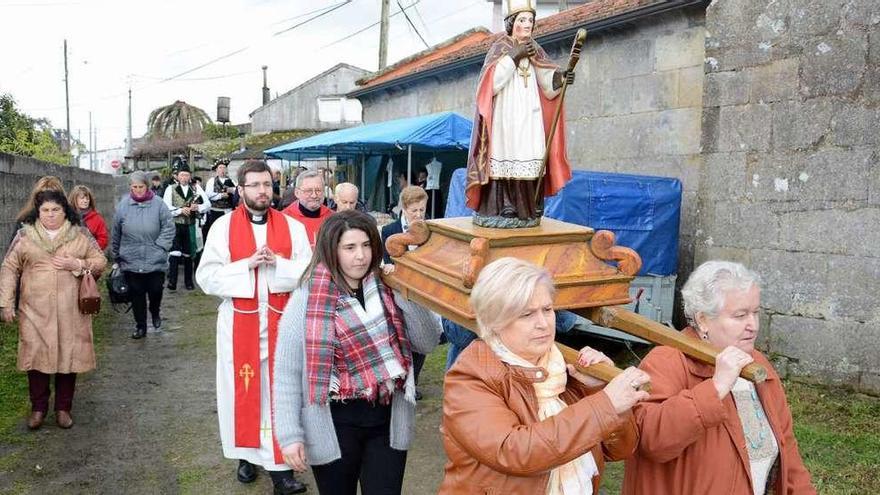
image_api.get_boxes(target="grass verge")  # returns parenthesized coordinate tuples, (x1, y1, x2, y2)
(0, 289, 114, 443)
(599, 380, 880, 494)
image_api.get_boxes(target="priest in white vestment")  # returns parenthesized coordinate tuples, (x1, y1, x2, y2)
(196, 160, 311, 494)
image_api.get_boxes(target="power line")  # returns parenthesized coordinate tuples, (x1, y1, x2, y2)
(131, 70, 256, 82)
(397, 0, 429, 48)
(321, 0, 421, 49)
(273, 0, 352, 36)
(158, 1, 351, 84)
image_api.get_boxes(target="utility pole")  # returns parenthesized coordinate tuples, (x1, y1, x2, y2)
(63, 39, 71, 162)
(89, 112, 93, 170)
(378, 0, 390, 69)
(126, 87, 132, 157)
(262, 66, 270, 105)
(558, 0, 568, 11)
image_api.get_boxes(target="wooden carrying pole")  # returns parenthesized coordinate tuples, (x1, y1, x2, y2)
(557, 344, 651, 392)
(534, 28, 587, 206)
(383, 276, 636, 387)
(576, 306, 768, 383)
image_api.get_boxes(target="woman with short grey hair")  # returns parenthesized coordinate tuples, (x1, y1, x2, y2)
(622, 260, 815, 494)
(111, 172, 176, 339)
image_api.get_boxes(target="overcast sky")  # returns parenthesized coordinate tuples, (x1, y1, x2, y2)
(1, 0, 499, 151)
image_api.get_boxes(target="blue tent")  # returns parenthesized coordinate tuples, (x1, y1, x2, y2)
(264, 111, 473, 159)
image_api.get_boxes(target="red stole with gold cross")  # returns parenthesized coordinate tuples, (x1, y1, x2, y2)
(229, 206, 291, 464)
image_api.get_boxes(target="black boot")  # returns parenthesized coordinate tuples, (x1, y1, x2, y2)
(269, 470, 307, 494)
(183, 257, 194, 290)
(131, 327, 146, 339)
(236, 459, 257, 483)
(167, 256, 179, 291)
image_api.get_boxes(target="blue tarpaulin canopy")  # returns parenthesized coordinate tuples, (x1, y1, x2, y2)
(264, 111, 473, 159)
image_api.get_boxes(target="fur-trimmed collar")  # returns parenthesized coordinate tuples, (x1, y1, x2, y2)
(23, 220, 78, 253)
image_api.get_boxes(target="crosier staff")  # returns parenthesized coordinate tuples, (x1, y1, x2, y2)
(534, 28, 587, 208)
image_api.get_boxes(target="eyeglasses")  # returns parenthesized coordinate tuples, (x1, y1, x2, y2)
(298, 188, 323, 196)
(242, 182, 273, 190)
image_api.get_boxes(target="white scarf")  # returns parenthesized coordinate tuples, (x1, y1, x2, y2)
(487, 337, 598, 495)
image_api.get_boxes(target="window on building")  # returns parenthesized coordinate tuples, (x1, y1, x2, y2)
(318, 97, 362, 123)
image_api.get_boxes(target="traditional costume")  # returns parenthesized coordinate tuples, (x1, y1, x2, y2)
(204, 158, 236, 239)
(466, 0, 572, 228)
(162, 163, 210, 290)
(195, 206, 311, 472)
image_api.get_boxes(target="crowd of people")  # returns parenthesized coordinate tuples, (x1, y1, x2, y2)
(0, 159, 818, 495)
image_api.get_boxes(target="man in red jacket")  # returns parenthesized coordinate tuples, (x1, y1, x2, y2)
(281, 170, 332, 247)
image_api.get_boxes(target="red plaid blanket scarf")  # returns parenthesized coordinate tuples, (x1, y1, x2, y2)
(305, 263, 412, 405)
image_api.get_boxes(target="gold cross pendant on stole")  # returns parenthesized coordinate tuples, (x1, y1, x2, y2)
(239, 363, 255, 393)
(261, 421, 272, 439)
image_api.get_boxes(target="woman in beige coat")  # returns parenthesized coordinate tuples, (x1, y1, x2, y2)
(0, 190, 107, 430)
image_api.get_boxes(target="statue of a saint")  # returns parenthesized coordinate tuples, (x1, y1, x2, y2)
(465, 0, 576, 228)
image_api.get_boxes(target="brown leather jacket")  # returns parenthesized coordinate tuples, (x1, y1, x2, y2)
(439, 340, 638, 494)
(622, 328, 816, 495)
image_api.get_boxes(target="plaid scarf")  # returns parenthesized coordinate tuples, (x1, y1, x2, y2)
(305, 263, 412, 405)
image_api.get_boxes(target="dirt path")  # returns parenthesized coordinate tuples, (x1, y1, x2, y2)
(0, 288, 448, 494)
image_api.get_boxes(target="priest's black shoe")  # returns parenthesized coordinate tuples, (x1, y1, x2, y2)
(237, 459, 257, 483)
(270, 470, 307, 494)
(131, 327, 146, 339)
(152, 314, 162, 331)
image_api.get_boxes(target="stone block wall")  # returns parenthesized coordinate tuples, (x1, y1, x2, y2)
(565, 6, 706, 279)
(698, 0, 880, 393)
(1, 153, 117, 253)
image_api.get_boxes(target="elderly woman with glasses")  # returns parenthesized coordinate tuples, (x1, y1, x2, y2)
(440, 257, 648, 494)
(622, 261, 815, 495)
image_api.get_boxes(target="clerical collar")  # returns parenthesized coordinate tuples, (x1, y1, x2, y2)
(298, 202, 321, 218)
(247, 210, 267, 225)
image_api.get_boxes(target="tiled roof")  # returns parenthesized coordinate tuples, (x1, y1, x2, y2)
(353, 0, 691, 95)
(356, 28, 493, 89)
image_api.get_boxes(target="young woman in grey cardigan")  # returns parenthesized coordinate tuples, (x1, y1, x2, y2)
(273, 210, 439, 495)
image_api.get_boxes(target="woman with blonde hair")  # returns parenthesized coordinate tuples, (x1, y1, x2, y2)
(68, 185, 108, 250)
(440, 257, 648, 494)
(15, 176, 65, 224)
(381, 184, 433, 398)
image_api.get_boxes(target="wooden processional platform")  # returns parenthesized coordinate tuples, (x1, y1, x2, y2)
(384, 217, 767, 384)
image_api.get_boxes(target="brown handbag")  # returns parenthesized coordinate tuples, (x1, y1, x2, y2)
(79, 269, 101, 315)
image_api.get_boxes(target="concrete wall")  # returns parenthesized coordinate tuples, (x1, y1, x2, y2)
(1, 152, 118, 253)
(251, 65, 369, 133)
(698, 0, 880, 393)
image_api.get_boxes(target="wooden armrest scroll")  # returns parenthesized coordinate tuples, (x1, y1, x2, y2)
(385, 220, 431, 258)
(463, 237, 490, 288)
(590, 230, 642, 277)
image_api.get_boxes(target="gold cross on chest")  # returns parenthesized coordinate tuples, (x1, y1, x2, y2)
(261, 421, 272, 439)
(517, 65, 531, 88)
